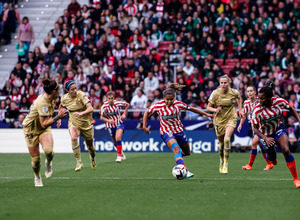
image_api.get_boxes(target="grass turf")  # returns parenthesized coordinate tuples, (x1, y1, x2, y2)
(0, 153, 300, 220)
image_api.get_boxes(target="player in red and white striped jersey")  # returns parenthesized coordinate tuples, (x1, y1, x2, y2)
(143, 83, 213, 179)
(100, 92, 130, 163)
(237, 85, 273, 171)
(252, 81, 300, 188)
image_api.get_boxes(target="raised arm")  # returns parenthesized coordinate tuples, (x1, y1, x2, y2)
(40, 105, 67, 129)
(142, 109, 151, 134)
(188, 107, 213, 118)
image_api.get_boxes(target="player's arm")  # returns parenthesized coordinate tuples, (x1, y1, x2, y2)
(237, 112, 247, 133)
(73, 102, 94, 116)
(40, 105, 67, 129)
(206, 102, 222, 113)
(121, 102, 130, 120)
(188, 107, 213, 118)
(253, 123, 274, 147)
(100, 113, 115, 124)
(236, 96, 243, 118)
(142, 109, 151, 134)
(288, 105, 300, 124)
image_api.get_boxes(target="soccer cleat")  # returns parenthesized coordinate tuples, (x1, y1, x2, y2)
(222, 163, 228, 174)
(242, 164, 252, 170)
(294, 179, 300, 188)
(219, 160, 223, 173)
(116, 156, 122, 163)
(89, 155, 97, 170)
(185, 170, 194, 179)
(34, 175, 43, 187)
(45, 159, 53, 178)
(75, 162, 84, 172)
(263, 164, 274, 170)
(121, 152, 126, 160)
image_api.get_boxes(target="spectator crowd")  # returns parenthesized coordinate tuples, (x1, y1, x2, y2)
(1, 0, 300, 132)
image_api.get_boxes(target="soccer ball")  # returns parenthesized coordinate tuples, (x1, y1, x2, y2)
(172, 164, 187, 180)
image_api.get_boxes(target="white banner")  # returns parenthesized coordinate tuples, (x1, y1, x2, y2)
(0, 129, 72, 153)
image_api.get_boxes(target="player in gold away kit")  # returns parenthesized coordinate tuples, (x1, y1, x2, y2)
(207, 75, 243, 174)
(23, 79, 67, 187)
(61, 80, 96, 172)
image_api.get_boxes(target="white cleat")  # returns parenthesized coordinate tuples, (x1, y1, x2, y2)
(121, 152, 126, 160)
(45, 159, 53, 178)
(34, 175, 43, 187)
(116, 156, 122, 163)
(186, 171, 194, 179)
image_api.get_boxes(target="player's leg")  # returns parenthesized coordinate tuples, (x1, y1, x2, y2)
(222, 125, 235, 174)
(276, 134, 300, 188)
(28, 145, 43, 187)
(82, 128, 97, 169)
(115, 128, 124, 163)
(40, 131, 54, 178)
(69, 126, 83, 171)
(243, 135, 258, 170)
(217, 135, 225, 173)
(166, 138, 185, 165)
(25, 131, 43, 187)
(180, 142, 194, 178)
(259, 140, 274, 170)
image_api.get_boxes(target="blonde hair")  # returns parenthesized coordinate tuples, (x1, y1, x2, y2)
(168, 83, 186, 94)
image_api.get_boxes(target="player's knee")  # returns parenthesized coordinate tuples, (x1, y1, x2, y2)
(31, 155, 41, 168)
(71, 137, 78, 143)
(43, 146, 53, 156)
(281, 147, 290, 157)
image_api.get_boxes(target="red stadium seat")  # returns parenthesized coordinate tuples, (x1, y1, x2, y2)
(214, 59, 224, 66)
(159, 41, 173, 46)
(225, 59, 239, 66)
(123, 77, 131, 84)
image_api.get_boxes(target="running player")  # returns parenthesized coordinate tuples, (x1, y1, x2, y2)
(142, 83, 213, 178)
(100, 91, 130, 162)
(23, 79, 67, 187)
(61, 80, 97, 172)
(252, 80, 300, 188)
(237, 85, 274, 170)
(207, 75, 243, 174)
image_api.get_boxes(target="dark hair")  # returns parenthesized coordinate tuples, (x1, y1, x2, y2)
(64, 80, 75, 91)
(259, 80, 274, 98)
(43, 79, 58, 94)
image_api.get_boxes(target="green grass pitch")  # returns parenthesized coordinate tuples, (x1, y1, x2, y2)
(0, 152, 300, 220)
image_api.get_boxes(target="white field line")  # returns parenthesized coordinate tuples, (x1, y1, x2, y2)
(0, 176, 293, 181)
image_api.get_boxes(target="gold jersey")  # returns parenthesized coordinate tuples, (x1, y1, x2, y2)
(208, 88, 240, 126)
(22, 93, 56, 134)
(61, 90, 93, 130)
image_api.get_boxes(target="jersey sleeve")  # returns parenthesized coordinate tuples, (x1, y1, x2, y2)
(251, 108, 259, 126)
(60, 95, 66, 108)
(208, 90, 217, 105)
(148, 104, 158, 114)
(234, 89, 241, 99)
(115, 101, 127, 108)
(176, 101, 190, 110)
(100, 105, 106, 117)
(37, 101, 52, 117)
(79, 91, 90, 106)
(243, 101, 248, 114)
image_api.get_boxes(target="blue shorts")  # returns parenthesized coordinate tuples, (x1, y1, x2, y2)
(258, 124, 287, 151)
(161, 131, 188, 146)
(108, 123, 125, 137)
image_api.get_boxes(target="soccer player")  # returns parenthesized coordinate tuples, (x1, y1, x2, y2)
(142, 83, 213, 178)
(23, 79, 67, 187)
(100, 91, 130, 162)
(207, 75, 243, 174)
(61, 80, 97, 171)
(237, 85, 274, 170)
(252, 80, 300, 188)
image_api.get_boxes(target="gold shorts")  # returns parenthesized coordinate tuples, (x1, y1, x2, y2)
(215, 119, 237, 137)
(69, 123, 94, 141)
(23, 127, 52, 147)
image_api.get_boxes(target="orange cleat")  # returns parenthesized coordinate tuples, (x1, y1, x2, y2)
(294, 179, 300, 188)
(242, 164, 252, 170)
(263, 164, 274, 170)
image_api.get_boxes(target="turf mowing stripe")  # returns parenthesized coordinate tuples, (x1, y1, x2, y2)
(0, 176, 293, 181)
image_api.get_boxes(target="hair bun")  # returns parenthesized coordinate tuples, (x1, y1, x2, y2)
(42, 79, 51, 86)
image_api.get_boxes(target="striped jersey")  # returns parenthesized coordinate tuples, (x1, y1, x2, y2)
(100, 101, 127, 128)
(148, 99, 190, 134)
(243, 97, 259, 122)
(252, 97, 289, 135)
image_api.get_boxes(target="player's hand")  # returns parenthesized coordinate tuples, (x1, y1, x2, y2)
(206, 113, 214, 118)
(237, 125, 242, 133)
(108, 119, 115, 124)
(121, 114, 127, 121)
(57, 119, 61, 128)
(215, 107, 222, 113)
(143, 127, 150, 134)
(239, 111, 244, 118)
(73, 112, 83, 116)
(58, 106, 67, 118)
(264, 137, 275, 148)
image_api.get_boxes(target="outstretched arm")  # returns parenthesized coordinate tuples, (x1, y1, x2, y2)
(188, 107, 213, 118)
(237, 96, 243, 118)
(142, 109, 151, 134)
(73, 102, 94, 116)
(206, 102, 222, 114)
